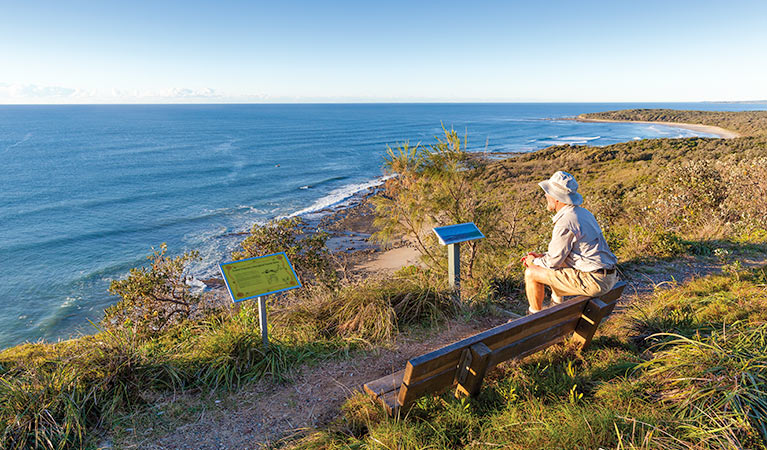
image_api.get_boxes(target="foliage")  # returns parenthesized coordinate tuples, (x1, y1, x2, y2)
(0, 303, 345, 449)
(373, 128, 544, 297)
(105, 244, 203, 335)
(233, 217, 338, 288)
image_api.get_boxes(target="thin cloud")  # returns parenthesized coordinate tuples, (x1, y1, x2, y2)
(0, 83, 77, 98)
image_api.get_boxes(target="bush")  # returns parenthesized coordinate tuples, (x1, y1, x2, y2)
(233, 217, 338, 288)
(105, 244, 203, 335)
(373, 128, 541, 298)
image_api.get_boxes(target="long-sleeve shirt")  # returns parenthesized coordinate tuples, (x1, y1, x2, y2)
(533, 205, 617, 272)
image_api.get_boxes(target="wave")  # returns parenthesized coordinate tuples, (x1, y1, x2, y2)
(288, 176, 393, 218)
(537, 135, 602, 146)
(3, 132, 32, 153)
(296, 175, 349, 191)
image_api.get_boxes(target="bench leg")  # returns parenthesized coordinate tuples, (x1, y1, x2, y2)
(455, 342, 492, 398)
(573, 298, 616, 350)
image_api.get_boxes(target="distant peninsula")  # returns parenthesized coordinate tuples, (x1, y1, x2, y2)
(577, 108, 767, 137)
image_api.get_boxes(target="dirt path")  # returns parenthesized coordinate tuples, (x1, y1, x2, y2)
(113, 315, 507, 450)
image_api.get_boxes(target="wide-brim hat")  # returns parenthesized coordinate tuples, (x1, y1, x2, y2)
(538, 171, 583, 206)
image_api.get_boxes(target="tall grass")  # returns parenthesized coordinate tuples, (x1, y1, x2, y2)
(0, 274, 455, 448)
(272, 277, 457, 345)
(641, 323, 767, 448)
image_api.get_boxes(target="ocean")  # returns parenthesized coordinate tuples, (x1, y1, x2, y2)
(1, 102, 765, 349)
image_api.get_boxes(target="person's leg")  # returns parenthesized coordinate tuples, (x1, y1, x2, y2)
(527, 266, 593, 311)
(524, 266, 547, 312)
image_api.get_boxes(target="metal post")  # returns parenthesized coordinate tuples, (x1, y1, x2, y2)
(448, 242, 460, 295)
(257, 296, 269, 347)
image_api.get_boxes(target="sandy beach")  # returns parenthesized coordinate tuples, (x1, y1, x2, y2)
(576, 117, 741, 139)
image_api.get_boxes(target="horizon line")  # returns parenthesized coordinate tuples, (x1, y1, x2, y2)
(2, 100, 767, 107)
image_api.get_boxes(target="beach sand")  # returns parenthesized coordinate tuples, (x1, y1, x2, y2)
(355, 243, 421, 273)
(317, 189, 423, 275)
(576, 117, 741, 139)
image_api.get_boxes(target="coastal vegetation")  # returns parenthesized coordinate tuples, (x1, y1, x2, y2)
(2, 109, 767, 448)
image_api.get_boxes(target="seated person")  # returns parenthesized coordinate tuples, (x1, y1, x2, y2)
(519, 171, 618, 314)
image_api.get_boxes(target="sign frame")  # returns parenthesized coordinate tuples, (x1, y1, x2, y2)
(218, 252, 301, 303)
(432, 222, 485, 246)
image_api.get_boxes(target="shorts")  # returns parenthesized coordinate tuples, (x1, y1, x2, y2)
(538, 266, 618, 298)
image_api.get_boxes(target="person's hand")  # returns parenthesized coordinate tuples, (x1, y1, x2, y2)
(520, 252, 543, 267)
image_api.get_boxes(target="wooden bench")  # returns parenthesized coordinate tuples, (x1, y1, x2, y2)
(363, 281, 626, 415)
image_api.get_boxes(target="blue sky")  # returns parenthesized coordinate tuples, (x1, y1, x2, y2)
(1, 0, 766, 103)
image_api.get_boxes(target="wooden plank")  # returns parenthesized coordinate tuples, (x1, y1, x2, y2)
(455, 348, 473, 385)
(572, 282, 626, 348)
(573, 299, 614, 348)
(487, 317, 580, 367)
(455, 342, 492, 398)
(600, 281, 626, 304)
(398, 365, 457, 406)
(378, 389, 400, 416)
(403, 297, 589, 385)
(388, 282, 626, 414)
(363, 369, 405, 399)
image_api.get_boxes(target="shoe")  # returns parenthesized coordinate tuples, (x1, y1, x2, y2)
(528, 307, 541, 315)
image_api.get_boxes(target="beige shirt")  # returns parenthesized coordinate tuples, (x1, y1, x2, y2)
(533, 205, 617, 272)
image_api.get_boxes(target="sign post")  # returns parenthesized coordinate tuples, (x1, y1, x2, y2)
(433, 222, 485, 299)
(448, 242, 460, 291)
(219, 252, 301, 347)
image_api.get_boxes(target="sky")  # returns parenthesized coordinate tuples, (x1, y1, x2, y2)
(1, 0, 766, 104)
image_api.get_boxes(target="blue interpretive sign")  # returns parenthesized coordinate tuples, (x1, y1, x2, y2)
(432, 222, 485, 246)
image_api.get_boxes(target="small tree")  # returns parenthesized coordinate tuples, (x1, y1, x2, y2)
(105, 244, 202, 334)
(233, 217, 337, 287)
(373, 127, 512, 291)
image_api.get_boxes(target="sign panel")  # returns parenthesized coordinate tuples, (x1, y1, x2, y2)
(432, 222, 485, 246)
(219, 252, 301, 302)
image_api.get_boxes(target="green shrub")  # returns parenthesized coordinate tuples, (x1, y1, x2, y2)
(105, 244, 203, 335)
(233, 217, 338, 288)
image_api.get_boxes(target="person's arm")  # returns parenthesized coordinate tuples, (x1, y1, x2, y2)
(533, 226, 576, 269)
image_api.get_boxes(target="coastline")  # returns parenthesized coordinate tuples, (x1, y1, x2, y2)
(284, 115, 746, 278)
(575, 117, 741, 139)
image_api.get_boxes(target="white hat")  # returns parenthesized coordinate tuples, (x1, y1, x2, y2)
(538, 171, 583, 206)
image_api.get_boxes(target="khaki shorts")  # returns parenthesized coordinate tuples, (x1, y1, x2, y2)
(539, 267, 618, 298)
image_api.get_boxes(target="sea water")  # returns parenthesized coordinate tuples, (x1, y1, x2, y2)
(1, 102, 765, 349)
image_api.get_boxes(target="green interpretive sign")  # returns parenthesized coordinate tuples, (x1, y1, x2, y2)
(219, 252, 301, 303)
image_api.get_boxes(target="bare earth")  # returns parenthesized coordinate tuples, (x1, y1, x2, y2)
(114, 315, 507, 450)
